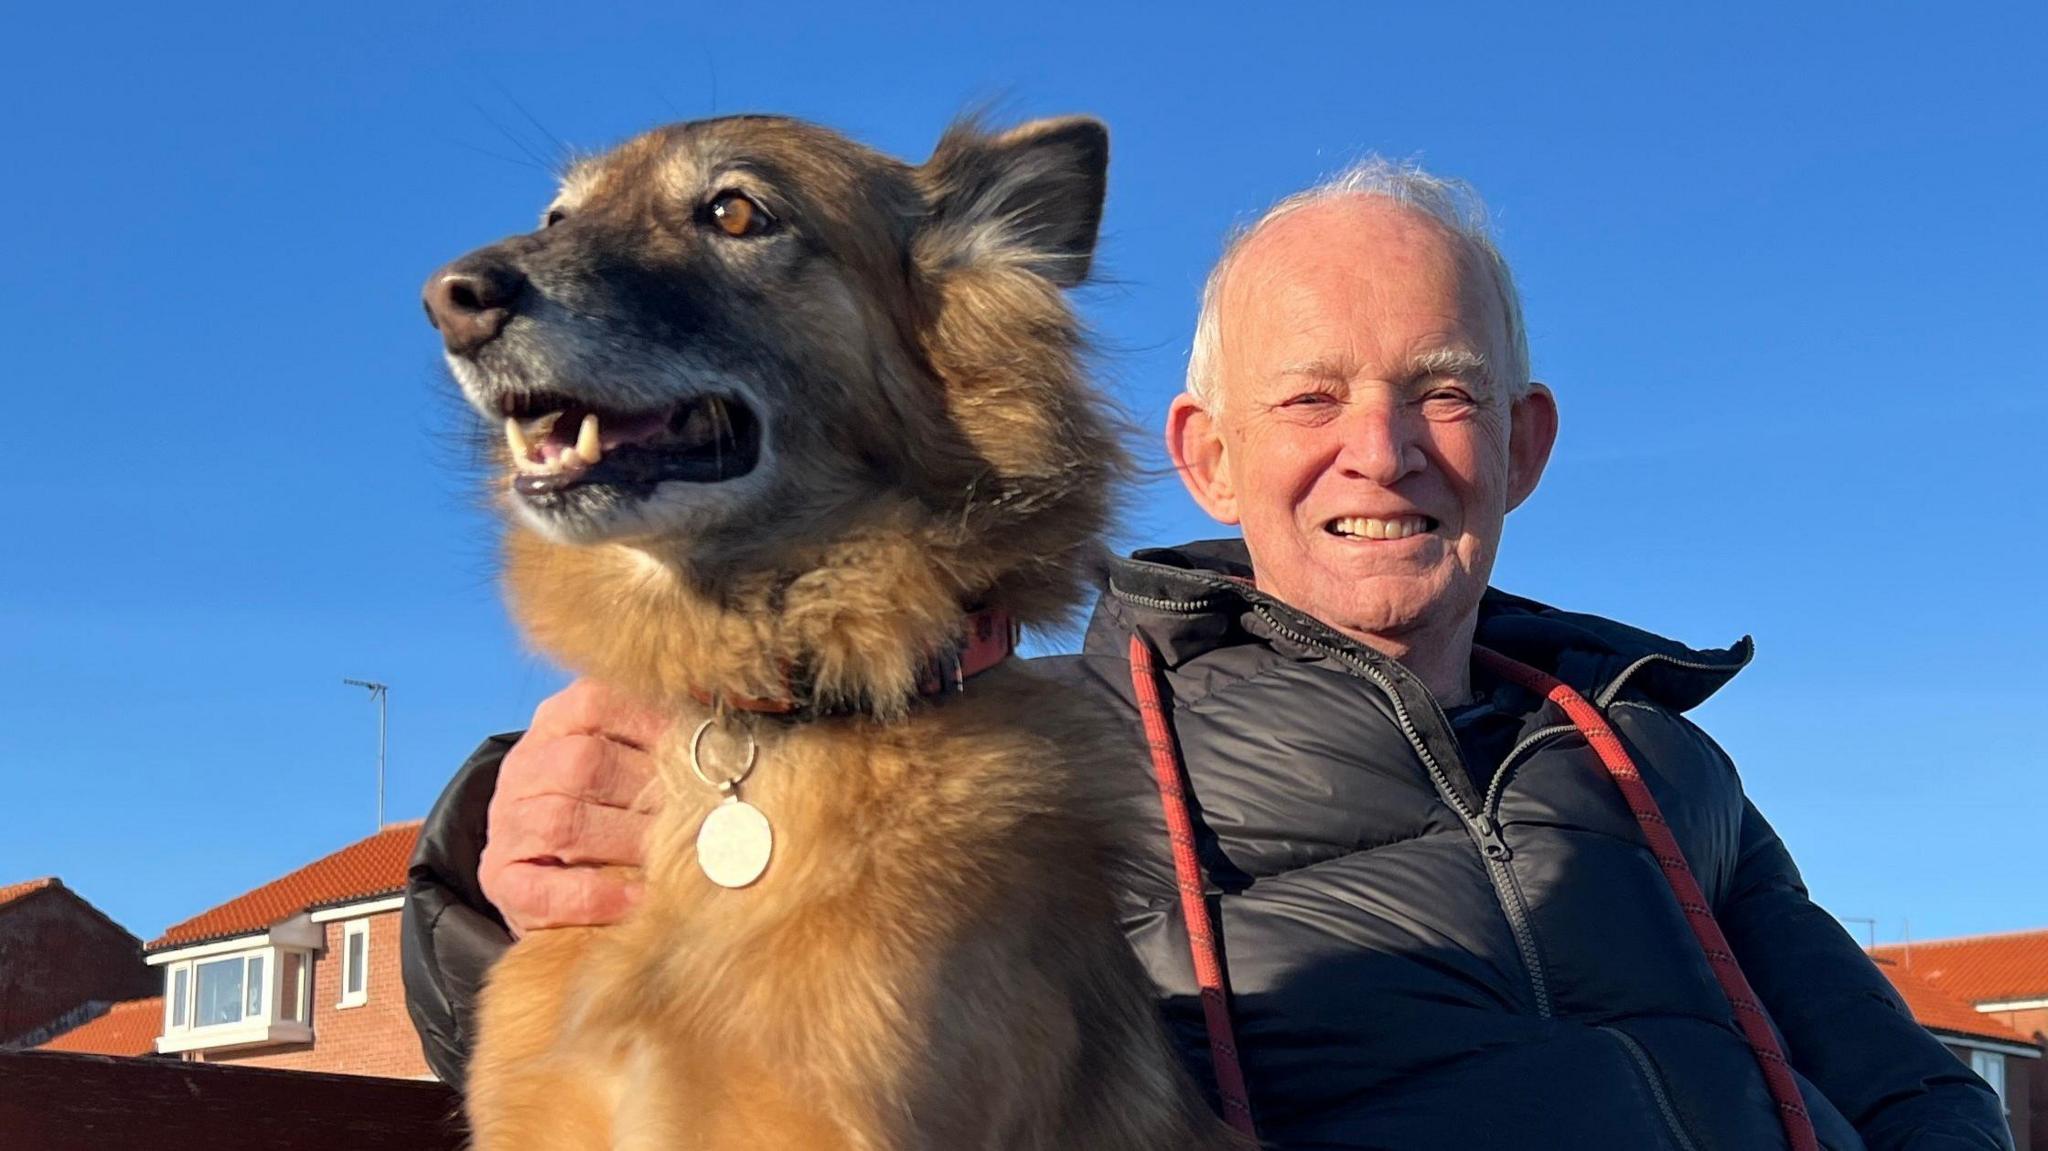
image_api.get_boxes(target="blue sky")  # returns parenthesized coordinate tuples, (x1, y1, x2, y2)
(2, 3, 2041, 950)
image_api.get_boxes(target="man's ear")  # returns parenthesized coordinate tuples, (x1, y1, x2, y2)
(917, 116, 1109, 288)
(1506, 382, 1559, 512)
(1167, 393, 1240, 525)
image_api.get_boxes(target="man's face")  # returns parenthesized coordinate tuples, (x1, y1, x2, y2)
(1170, 197, 1556, 653)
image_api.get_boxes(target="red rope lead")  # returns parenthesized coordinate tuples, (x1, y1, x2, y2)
(1129, 634, 1258, 1140)
(1473, 646, 1820, 1151)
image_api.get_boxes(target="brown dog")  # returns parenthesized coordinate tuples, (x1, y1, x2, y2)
(423, 115, 1247, 1149)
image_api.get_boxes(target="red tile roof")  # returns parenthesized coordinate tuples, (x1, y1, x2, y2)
(1870, 928, 2048, 1006)
(35, 998, 164, 1056)
(0, 876, 59, 909)
(148, 822, 421, 951)
(1875, 960, 2035, 1046)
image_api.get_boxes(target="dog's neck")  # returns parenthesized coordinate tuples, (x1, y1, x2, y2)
(501, 512, 1088, 720)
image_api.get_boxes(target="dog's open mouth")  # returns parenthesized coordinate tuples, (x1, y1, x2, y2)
(497, 393, 762, 497)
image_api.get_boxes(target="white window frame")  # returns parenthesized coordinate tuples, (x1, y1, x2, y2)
(153, 940, 314, 1054)
(338, 918, 370, 1009)
(1969, 1049, 2008, 1116)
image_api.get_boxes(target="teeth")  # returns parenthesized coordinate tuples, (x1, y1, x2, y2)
(506, 409, 597, 478)
(676, 403, 715, 448)
(1332, 516, 1431, 540)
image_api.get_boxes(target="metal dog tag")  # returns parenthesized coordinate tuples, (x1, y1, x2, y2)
(697, 796, 773, 888)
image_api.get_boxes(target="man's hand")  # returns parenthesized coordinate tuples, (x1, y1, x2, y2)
(481, 679, 669, 938)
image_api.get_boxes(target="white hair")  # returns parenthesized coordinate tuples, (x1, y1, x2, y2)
(1184, 157, 1531, 407)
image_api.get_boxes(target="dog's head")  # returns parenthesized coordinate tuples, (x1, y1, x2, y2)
(426, 115, 1124, 700)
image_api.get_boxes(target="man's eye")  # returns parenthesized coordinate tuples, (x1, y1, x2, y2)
(704, 191, 775, 238)
(1281, 392, 1335, 407)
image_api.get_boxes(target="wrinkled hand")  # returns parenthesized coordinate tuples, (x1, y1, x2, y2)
(481, 679, 669, 938)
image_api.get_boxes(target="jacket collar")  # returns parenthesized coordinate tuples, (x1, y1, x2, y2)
(1090, 538, 1752, 713)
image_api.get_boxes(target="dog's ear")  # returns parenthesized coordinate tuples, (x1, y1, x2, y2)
(917, 116, 1109, 288)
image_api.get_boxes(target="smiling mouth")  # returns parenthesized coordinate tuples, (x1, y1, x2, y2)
(1326, 515, 1437, 541)
(496, 393, 762, 498)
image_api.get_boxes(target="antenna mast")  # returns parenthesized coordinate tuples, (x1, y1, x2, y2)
(342, 679, 390, 830)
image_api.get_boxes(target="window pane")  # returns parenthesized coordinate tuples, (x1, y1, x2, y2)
(279, 952, 304, 1022)
(1971, 1051, 2007, 1111)
(246, 954, 266, 1017)
(345, 927, 366, 996)
(194, 957, 245, 1027)
(170, 968, 189, 1028)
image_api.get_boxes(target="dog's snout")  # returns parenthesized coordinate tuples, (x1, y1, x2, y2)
(423, 258, 527, 356)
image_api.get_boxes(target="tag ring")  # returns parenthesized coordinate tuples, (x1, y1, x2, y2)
(689, 717, 759, 793)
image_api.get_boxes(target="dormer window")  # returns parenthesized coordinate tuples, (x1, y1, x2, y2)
(158, 943, 311, 1051)
(150, 916, 322, 1055)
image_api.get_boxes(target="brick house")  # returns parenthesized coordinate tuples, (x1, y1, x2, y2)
(138, 822, 432, 1079)
(1873, 929, 2048, 1150)
(0, 877, 156, 1048)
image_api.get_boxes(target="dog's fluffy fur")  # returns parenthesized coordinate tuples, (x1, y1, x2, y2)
(430, 114, 1244, 1149)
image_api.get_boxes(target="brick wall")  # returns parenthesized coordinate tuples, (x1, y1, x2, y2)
(0, 886, 155, 1044)
(204, 911, 431, 1079)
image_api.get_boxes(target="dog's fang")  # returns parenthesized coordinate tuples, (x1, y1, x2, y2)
(578, 413, 603, 464)
(504, 417, 531, 461)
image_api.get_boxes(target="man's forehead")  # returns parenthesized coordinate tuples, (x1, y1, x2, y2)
(1219, 198, 1505, 363)
(1227, 200, 1474, 300)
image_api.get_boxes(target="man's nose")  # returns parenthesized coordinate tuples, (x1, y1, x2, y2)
(1336, 398, 1424, 485)
(422, 256, 527, 356)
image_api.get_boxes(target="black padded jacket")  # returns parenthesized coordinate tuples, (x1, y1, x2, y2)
(402, 540, 2011, 1150)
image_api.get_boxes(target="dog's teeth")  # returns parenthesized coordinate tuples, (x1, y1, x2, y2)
(560, 445, 584, 467)
(504, 417, 531, 461)
(578, 413, 602, 464)
(676, 404, 714, 447)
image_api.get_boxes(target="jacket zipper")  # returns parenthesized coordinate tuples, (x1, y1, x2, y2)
(1482, 648, 1751, 853)
(1600, 1026, 1703, 1151)
(1247, 603, 1554, 1019)
(1105, 585, 1224, 616)
(1594, 649, 1751, 709)
(1481, 724, 1578, 821)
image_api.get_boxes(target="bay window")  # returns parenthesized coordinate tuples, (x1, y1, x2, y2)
(156, 942, 313, 1053)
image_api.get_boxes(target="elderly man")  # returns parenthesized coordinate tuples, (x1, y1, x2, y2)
(403, 161, 2010, 1149)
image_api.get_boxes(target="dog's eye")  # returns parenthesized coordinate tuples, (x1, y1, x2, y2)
(542, 208, 568, 229)
(706, 191, 773, 238)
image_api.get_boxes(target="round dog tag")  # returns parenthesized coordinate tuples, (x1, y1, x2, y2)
(697, 797, 773, 888)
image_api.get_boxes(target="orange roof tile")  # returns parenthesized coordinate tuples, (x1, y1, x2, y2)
(0, 876, 59, 909)
(1871, 927, 2048, 1005)
(1875, 960, 2035, 1047)
(148, 822, 421, 950)
(35, 997, 164, 1056)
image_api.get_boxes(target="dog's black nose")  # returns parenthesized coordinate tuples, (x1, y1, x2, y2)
(423, 258, 527, 356)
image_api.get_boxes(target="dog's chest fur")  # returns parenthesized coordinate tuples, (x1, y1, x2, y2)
(494, 672, 1139, 1148)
